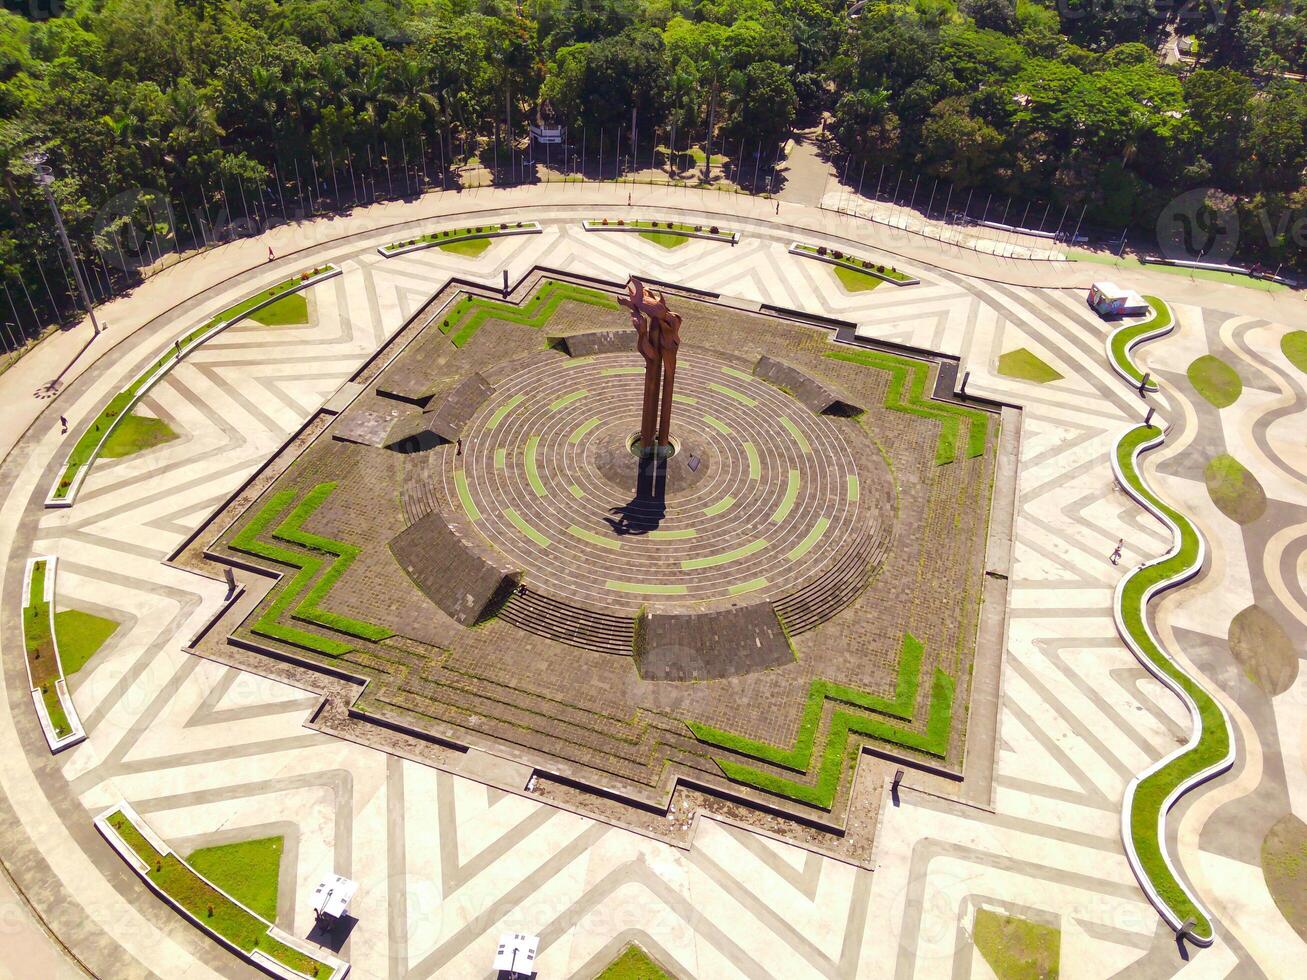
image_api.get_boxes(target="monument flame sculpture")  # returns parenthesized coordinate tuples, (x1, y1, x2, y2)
(619, 277, 682, 456)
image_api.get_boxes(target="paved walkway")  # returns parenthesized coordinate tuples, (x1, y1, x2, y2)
(0, 196, 1304, 978)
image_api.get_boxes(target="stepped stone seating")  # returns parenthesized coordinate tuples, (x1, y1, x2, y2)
(497, 589, 635, 655)
(376, 357, 442, 405)
(634, 602, 793, 681)
(554, 330, 636, 357)
(426, 372, 494, 441)
(753, 355, 862, 416)
(772, 529, 885, 634)
(390, 510, 521, 625)
(332, 405, 407, 447)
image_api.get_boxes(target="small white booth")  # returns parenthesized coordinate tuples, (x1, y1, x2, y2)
(311, 874, 358, 931)
(493, 932, 540, 977)
(1088, 282, 1148, 318)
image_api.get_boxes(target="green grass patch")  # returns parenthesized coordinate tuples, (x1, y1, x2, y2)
(106, 812, 325, 976)
(440, 280, 619, 349)
(1116, 424, 1230, 943)
(1282, 331, 1307, 374)
(382, 222, 529, 254)
(997, 348, 1063, 384)
(98, 414, 178, 459)
(53, 609, 119, 675)
(231, 483, 393, 657)
(595, 942, 675, 979)
(23, 560, 71, 738)
(795, 243, 915, 282)
(1106, 296, 1171, 392)
(53, 268, 332, 498)
(1203, 454, 1266, 524)
(1187, 354, 1242, 407)
(973, 909, 1060, 980)
(687, 634, 955, 808)
(248, 293, 309, 326)
(439, 237, 493, 257)
(831, 263, 883, 292)
(1067, 250, 1288, 292)
(186, 836, 283, 923)
(638, 230, 690, 249)
(825, 348, 989, 464)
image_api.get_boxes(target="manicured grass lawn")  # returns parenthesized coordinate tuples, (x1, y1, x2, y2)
(98, 414, 178, 459)
(1282, 330, 1307, 374)
(54, 609, 119, 675)
(794, 244, 915, 282)
(830, 263, 882, 292)
(595, 943, 674, 979)
(1204, 454, 1266, 525)
(997, 348, 1063, 383)
(638, 230, 690, 249)
(439, 237, 493, 257)
(973, 909, 1060, 979)
(439, 280, 620, 349)
(1106, 296, 1170, 392)
(1116, 424, 1229, 942)
(1187, 353, 1242, 407)
(1067, 250, 1287, 292)
(106, 812, 323, 976)
(248, 293, 309, 326)
(1262, 814, 1307, 944)
(187, 836, 283, 922)
(25, 561, 72, 738)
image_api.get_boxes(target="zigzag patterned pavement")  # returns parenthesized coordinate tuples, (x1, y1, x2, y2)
(1, 211, 1303, 978)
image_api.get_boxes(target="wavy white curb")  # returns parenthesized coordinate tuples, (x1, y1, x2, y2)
(787, 243, 920, 286)
(376, 221, 541, 257)
(47, 266, 342, 508)
(1105, 299, 1174, 394)
(20, 556, 85, 753)
(1110, 425, 1236, 945)
(581, 219, 739, 244)
(95, 802, 349, 980)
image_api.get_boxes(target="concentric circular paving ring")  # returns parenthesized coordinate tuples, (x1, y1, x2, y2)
(439, 350, 879, 613)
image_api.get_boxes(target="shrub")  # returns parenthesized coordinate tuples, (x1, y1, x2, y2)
(617, 218, 625, 226)
(876, 264, 884, 273)
(695, 225, 702, 232)
(709, 225, 719, 234)
(817, 246, 827, 256)
(833, 250, 843, 259)
(516, 221, 523, 228)
(601, 217, 609, 225)
(299, 272, 309, 281)
(499, 222, 507, 229)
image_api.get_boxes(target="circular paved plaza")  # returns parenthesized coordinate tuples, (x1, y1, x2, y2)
(439, 349, 886, 614)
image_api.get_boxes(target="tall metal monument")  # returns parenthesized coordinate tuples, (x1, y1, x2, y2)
(620, 277, 682, 456)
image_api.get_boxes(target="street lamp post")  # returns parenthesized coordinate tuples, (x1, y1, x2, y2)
(30, 156, 101, 335)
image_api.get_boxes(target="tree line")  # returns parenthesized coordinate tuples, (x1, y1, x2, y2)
(0, 0, 1302, 347)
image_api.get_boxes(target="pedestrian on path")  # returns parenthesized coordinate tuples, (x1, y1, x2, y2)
(456, 437, 463, 457)
(59, 415, 67, 434)
(1109, 538, 1123, 565)
(268, 246, 275, 263)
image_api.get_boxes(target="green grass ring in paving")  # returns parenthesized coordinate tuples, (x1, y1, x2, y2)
(728, 577, 769, 595)
(485, 394, 524, 431)
(787, 517, 831, 561)
(1187, 354, 1242, 407)
(549, 390, 588, 411)
(568, 484, 585, 499)
(1283, 330, 1307, 374)
(504, 507, 551, 547)
(703, 415, 732, 435)
(568, 526, 621, 550)
(601, 366, 644, 376)
(703, 495, 736, 517)
(649, 528, 697, 540)
(847, 474, 860, 502)
(568, 416, 602, 443)
(606, 581, 688, 595)
(708, 382, 758, 406)
(771, 470, 801, 523)
(681, 539, 769, 570)
(780, 416, 812, 453)
(672, 393, 698, 405)
(721, 366, 753, 381)
(524, 436, 547, 496)
(744, 443, 761, 479)
(494, 448, 506, 469)
(454, 470, 481, 521)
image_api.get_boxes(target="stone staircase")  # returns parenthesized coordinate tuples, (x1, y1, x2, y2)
(497, 588, 635, 655)
(401, 452, 441, 525)
(773, 528, 886, 634)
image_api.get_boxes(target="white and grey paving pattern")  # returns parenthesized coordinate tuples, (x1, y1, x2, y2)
(1, 205, 1303, 978)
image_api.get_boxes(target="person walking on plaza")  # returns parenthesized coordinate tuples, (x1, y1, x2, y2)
(1109, 538, 1123, 565)
(268, 246, 275, 263)
(59, 415, 67, 434)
